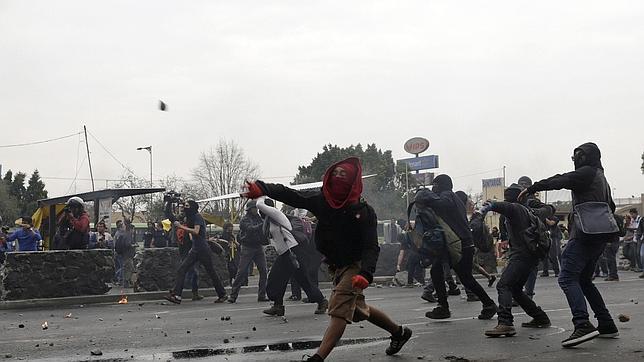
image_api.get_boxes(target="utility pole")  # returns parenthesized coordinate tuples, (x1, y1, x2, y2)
(83, 125, 95, 191)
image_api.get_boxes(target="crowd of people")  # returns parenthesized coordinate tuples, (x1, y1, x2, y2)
(0, 142, 642, 361)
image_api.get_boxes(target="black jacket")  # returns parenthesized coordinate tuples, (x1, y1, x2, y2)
(257, 181, 380, 283)
(527, 143, 615, 240)
(488, 201, 553, 258)
(414, 188, 473, 248)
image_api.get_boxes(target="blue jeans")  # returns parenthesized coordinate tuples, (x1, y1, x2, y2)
(558, 238, 613, 328)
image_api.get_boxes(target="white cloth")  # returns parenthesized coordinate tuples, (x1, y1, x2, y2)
(256, 197, 298, 256)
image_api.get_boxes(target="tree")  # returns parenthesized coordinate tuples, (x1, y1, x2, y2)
(191, 139, 260, 220)
(112, 172, 151, 223)
(24, 170, 48, 215)
(294, 144, 406, 220)
(10, 172, 27, 211)
(0, 182, 19, 224)
(3, 170, 12, 186)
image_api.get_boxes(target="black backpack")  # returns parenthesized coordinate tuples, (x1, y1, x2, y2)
(521, 207, 552, 260)
(406, 201, 447, 261)
(470, 215, 493, 253)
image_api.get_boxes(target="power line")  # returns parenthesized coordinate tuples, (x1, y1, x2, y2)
(0, 132, 82, 148)
(86, 130, 138, 177)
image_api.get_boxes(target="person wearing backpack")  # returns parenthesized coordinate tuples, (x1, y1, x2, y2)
(417, 175, 497, 320)
(519, 142, 619, 347)
(480, 184, 553, 337)
(243, 157, 412, 361)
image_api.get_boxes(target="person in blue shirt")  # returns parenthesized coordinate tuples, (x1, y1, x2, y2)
(6, 216, 42, 252)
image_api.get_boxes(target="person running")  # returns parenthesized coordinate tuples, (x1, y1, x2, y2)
(519, 142, 619, 347)
(243, 157, 412, 361)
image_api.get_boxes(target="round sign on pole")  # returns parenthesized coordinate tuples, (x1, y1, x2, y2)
(404, 137, 430, 155)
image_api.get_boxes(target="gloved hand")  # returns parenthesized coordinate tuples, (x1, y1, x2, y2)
(351, 274, 369, 290)
(243, 181, 264, 199)
(480, 201, 494, 214)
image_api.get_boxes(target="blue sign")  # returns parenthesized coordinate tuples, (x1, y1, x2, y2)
(397, 155, 439, 171)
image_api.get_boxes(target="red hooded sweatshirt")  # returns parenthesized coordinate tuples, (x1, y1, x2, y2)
(322, 157, 363, 209)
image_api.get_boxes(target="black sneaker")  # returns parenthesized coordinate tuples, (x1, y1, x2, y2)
(521, 316, 551, 328)
(315, 299, 328, 315)
(561, 322, 599, 348)
(258, 296, 270, 302)
(421, 291, 437, 303)
(597, 322, 619, 338)
(263, 304, 285, 316)
(466, 294, 480, 302)
(447, 287, 461, 296)
(288, 295, 302, 301)
(386, 326, 412, 355)
(213, 295, 228, 303)
(425, 305, 451, 319)
(478, 303, 497, 320)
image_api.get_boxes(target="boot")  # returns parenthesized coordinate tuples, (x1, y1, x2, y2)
(425, 305, 451, 319)
(447, 286, 461, 296)
(315, 299, 328, 315)
(478, 303, 497, 320)
(386, 326, 412, 355)
(263, 304, 285, 316)
(485, 324, 516, 337)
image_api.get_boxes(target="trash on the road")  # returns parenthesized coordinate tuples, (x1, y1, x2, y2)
(49, 343, 54, 346)
(223, 338, 230, 343)
(65, 313, 73, 318)
(618, 314, 631, 322)
(220, 316, 225, 321)
(98, 318, 104, 321)
(41, 321, 48, 330)
(118, 295, 128, 304)
(252, 326, 256, 331)
(18, 324, 24, 328)
(155, 314, 161, 319)
(4, 354, 12, 359)
(35, 344, 39, 348)
(417, 357, 425, 360)
(187, 331, 191, 334)
(138, 303, 145, 307)
(90, 349, 103, 356)
(225, 316, 231, 321)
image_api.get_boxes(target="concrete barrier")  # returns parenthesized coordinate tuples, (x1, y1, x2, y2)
(0, 250, 114, 301)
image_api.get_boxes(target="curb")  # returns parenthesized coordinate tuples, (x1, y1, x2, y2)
(0, 276, 395, 310)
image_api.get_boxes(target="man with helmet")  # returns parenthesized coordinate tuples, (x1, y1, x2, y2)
(56, 197, 90, 250)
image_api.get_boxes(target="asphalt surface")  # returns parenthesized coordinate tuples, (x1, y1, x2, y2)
(1, 273, 643, 362)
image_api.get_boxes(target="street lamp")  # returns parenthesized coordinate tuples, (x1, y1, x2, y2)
(136, 146, 153, 187)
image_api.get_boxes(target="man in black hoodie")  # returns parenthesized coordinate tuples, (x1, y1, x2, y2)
(417, 175, 497, 320)
(244, 157, 412, 361)
(520, 142, 619, 347)
(481, 184, 552, 337)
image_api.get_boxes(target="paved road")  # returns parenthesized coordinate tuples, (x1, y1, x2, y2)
(1, 274, 643, 361)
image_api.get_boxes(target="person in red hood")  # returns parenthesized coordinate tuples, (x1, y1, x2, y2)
(244, 157, 412, 361)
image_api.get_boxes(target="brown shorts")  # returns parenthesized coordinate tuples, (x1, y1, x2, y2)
(327, 263, 370, 323)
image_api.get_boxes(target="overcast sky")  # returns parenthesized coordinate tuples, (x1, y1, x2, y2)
(1, 1, 643, 201)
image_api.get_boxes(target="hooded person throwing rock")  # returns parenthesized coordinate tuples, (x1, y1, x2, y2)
(243, 157, 412, 362)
